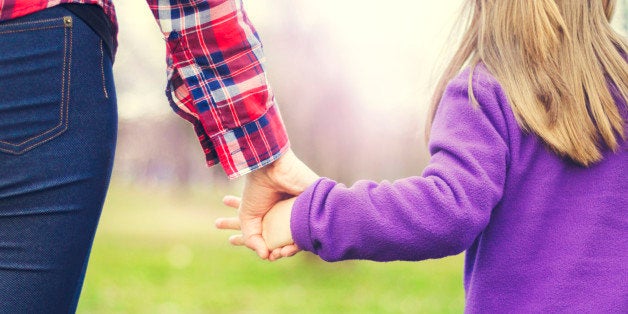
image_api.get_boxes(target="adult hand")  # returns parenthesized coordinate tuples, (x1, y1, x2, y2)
(217, 196, 301, 262)
(218, 148, 318, 259)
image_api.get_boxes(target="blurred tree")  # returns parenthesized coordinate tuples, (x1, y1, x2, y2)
(114, 118, 228, 188)
(111, 0, 437, 188)
(261, 0, 429, 185)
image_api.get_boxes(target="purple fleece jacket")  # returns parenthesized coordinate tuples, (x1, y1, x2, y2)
(290, 65, 628, 312)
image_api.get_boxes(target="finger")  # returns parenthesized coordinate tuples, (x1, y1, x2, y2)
(222, 195, 242, 209)
(215, 217, 241, 230)
(245, 235, 270, 260)
(229, 234, 245, 246)
(269, 248, 283, 261)
(281, 244, 301, 257)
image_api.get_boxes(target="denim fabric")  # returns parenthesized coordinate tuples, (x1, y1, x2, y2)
(0, 6, 117, 313)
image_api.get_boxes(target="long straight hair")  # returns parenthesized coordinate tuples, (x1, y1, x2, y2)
(427, 0, 628, 166)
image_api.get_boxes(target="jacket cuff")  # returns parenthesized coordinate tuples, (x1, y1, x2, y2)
(291, 177, 327, 253)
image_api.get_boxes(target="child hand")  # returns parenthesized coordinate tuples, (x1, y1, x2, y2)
(264, 197, 301, 261)
(215, 195, 301, 261)
(262, 197, 298, 250)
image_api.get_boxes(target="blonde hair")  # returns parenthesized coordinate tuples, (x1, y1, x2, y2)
(427, 0, 628, 166)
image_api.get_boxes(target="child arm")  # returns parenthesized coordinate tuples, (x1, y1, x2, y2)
(289, 68, 512, 262)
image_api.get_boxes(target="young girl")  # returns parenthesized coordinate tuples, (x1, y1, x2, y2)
(217, 0, 628, 311)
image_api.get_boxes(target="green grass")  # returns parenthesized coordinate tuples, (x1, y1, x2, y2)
(77, 182, 465, 314)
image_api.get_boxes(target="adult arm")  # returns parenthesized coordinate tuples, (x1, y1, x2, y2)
(145, 0, 321, 258)
(145, 0, 288, 178)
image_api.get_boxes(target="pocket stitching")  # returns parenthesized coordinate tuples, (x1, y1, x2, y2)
(0, 24, 64, 35)
(0, 17, 72, 154)
(99, 40, 109, 99)
(0, 17, 63, 29)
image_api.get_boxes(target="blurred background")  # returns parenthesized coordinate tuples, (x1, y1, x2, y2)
(77, 1, 628, 313)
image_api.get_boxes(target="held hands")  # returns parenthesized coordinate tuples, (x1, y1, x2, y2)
(217, 196, 300, 261)
(215, 149, 318, 260)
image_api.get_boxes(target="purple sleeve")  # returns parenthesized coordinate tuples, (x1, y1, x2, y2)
(290, 68, 511, 262)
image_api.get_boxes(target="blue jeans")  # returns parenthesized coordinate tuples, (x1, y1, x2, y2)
(0, 6, 117, 313)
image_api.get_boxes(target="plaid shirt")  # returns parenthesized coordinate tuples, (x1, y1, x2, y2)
(0, 0, 289, 179)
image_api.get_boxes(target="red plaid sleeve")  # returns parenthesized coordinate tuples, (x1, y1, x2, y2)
(146, 0, 289, 178)
(0, 0, 287, 178)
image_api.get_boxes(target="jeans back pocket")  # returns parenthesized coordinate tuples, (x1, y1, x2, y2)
(0, 15, 73, 154)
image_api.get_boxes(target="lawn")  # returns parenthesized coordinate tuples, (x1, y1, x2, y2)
(77, 182, 465, 314)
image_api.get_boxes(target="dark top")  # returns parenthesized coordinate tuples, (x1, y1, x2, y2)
(61, 4, 116, 60)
